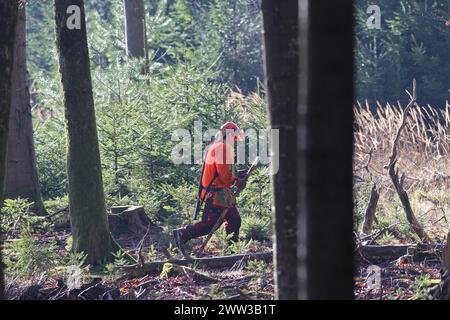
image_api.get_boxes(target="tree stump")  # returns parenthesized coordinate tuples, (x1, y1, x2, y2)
(108, 205, 155, 235)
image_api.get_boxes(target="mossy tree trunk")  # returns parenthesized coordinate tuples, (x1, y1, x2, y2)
(5, 6, 46, 215)
(0, 0, 19, 301)
(124, 0, 146, 58)
(297, 0, 354, 299)
(261, 0, 299, 300)
(54, 0, 117, 265)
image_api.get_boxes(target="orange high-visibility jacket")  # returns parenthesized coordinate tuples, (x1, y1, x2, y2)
(200, 140, 236, 200)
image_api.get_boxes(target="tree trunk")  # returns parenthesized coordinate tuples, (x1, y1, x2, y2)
(297, 0, 354, 299)
(442, 232, 450, 270)
(54, 0, 117, 265)
(261, 0, 299, 300)
(124, 0, 146, 58)
(360, 184, 379, 236)
(0, 0, 19, 301)
(5, 6, 46, 215)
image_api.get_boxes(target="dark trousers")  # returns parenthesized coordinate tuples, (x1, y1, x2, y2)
(183, 199, 241, 242)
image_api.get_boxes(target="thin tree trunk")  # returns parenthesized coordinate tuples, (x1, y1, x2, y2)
(54, 0, 117, 265)
(0, 0, 19, 301)
(149, 0, 158, 16)
(297, 0, 355, 299)
(443, 233, 450, 270)
(5, 6, 46, 215)
(124, 0, 146, 58)
(261, 0, 299, 300)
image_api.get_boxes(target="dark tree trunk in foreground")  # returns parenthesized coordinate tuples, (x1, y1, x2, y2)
(261, 0, 299, 300)
(54, 0, 117, 265)
(0, 0, 19, 301)
(297, 0, 354, 299)
(5, 6, 46, 215)
(124, 0, 146, 58)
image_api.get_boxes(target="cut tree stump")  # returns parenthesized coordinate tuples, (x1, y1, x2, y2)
(108, 205, 156, 235)
(52, 205, 157, 235)
(121, 251, 273, 278)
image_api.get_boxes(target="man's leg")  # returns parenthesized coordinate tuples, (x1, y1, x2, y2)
(173, 198, 223, 248)
(183, 211, 220, 241)
(223, 205, 241, 242)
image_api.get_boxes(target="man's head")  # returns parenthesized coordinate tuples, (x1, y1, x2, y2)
(219, 121, 244, 142)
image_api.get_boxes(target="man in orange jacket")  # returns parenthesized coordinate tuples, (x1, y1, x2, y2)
(173, 122, 247, 249)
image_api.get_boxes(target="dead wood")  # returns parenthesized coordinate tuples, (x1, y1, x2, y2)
(109, 205, 155, 235)
(121, 251, 273, 278)
(172, 264, 218, 283)
(360, 222, 400, 245)
(359, 243, 443, 260)
(48, 206, 69, 219)
(16, 278, 120, 300)
(52, 205, 158, 234)
(386, 79, 430, 243)
(136, 224, 152, 268)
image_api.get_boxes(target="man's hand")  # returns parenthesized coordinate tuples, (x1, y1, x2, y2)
(235, 169, 249, 191)
(238, 169, 248, 180)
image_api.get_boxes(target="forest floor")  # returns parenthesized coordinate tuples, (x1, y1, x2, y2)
(5, 224, 445, 300)
(354, 252, 442, 300)
(4, 223, 448, 299)
(3, 224, 274, 300)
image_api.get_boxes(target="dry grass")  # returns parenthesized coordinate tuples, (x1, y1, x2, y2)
(353, 101, 450, 241)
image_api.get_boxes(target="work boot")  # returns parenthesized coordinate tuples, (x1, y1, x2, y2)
(172, 228, 189, 257)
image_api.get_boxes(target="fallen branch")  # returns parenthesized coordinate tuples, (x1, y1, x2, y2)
(175, 264, 218, 283)
(360, 222, 400, 245)
(136, 224, 152, 268)
(48, 206, 69, 220)
(121, 251, 273, 278)
(359, 243, 443, 260)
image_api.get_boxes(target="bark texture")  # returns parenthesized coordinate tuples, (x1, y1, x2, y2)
(0, 0, 19, 301)
(124, 0, 146, 58)
(443, 233, 450, 269)
(261, 0, 299, 300)
(54, 0, 116, 265)
(360, 184, 379, 236)
(5, 6, 46, 215)
(297, 0, 355, 299)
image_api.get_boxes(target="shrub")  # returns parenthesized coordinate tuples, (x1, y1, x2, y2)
(1, 198, 32, 232)
(5, 223, 58, 279)
(241, 215, 270, 242)
(1, 198, 52, 233)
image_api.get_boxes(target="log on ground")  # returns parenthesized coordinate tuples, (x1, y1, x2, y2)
(121, 251, 273, 278)
(359, 243, 444, 260)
